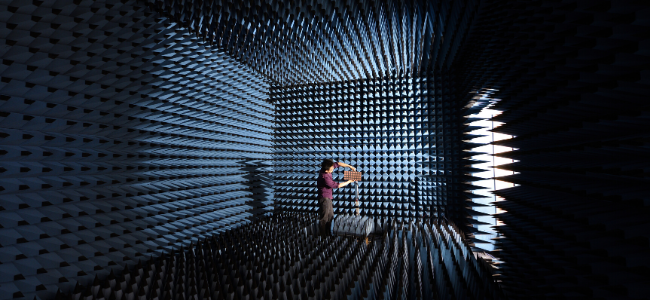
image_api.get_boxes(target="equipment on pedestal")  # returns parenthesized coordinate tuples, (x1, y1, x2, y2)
(329, 170, 386, 239)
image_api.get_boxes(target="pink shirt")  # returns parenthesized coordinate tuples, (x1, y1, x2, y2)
(317, 162, 339, 199)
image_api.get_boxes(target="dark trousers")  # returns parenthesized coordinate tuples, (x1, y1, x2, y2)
(318, 197, 334, 236)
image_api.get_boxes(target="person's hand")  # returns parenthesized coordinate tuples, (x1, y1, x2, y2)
(350, 166, 356, 172)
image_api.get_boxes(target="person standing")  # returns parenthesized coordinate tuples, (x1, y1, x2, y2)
(317, 159, 356, 236)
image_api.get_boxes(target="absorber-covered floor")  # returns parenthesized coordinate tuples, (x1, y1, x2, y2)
(56, 212, 505, 300)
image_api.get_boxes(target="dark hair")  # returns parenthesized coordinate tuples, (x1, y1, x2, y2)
(321, 159, 335, 172)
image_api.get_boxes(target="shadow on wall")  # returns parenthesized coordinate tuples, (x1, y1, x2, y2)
(237, 157, 274, 221)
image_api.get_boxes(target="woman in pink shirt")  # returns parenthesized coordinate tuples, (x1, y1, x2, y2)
(317, 159, 356, 236)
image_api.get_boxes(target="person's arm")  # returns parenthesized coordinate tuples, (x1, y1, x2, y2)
(338, 180, 354, 188)
(336, 161, 356, 171)
(325, 174, 354, 189)
(324, 174, 340, 189)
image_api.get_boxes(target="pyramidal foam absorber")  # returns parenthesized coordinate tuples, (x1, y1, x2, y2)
(0, 0, 273, 299)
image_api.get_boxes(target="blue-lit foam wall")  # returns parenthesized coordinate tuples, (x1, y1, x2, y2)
(0, 0, 273, 298)
(136, 0, 482, 231)
(273, 74, 467, 224)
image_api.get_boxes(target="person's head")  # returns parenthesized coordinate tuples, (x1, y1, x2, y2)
(321, 159, 335, 173)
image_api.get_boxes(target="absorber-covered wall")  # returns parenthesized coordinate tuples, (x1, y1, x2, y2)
(273, 74, 470, 225)
(139, 0, 484, 231)
(0, 0, 273, 299)
(454, 0, 650, 298)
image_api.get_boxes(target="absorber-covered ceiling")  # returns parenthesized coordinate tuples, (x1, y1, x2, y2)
(144, 0, 477, 85)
